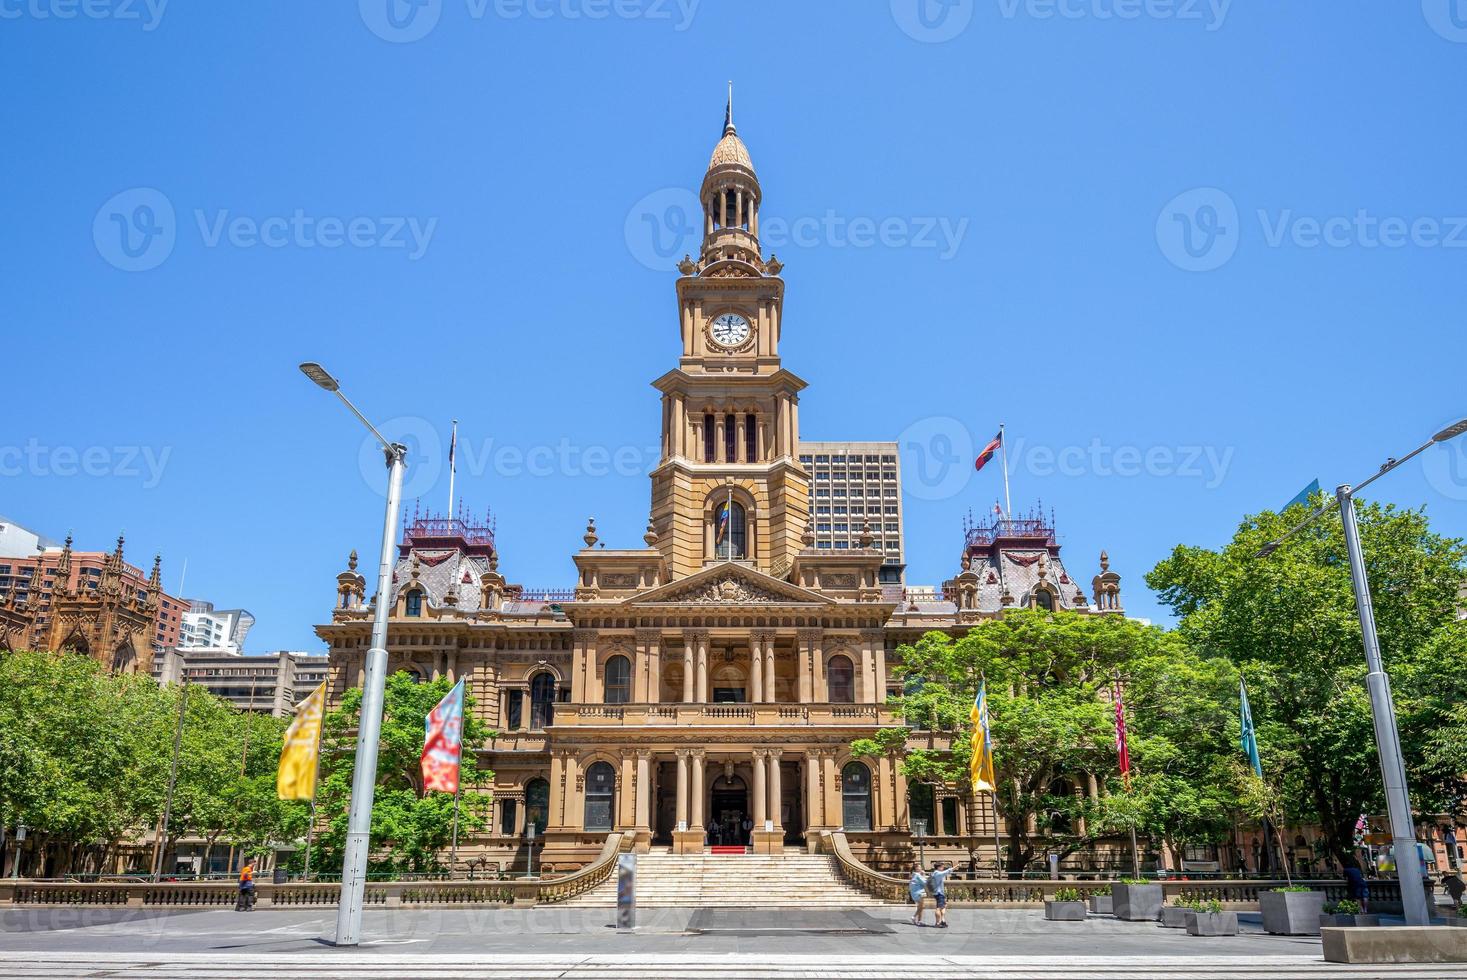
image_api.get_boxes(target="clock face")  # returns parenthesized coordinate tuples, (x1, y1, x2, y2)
(710, 313, 751, 349)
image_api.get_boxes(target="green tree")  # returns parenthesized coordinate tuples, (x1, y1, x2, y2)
(1147, 496, 1467, 868)
(856, 610, 1231, 873)
(309, 672, 495, 876)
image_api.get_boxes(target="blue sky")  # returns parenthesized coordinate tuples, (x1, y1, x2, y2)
(3, 2, 1465, 653)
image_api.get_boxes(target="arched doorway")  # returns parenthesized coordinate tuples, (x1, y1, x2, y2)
(842, 762, 873, 832)
(583, 762, 616, 831)
(709, 774, 749, 846)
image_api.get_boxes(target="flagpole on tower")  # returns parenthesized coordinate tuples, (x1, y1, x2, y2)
(999, 423, 1012, 520)
(447, 420, 458, 519)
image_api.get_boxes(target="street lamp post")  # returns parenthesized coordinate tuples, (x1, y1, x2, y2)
(299, 362, 408, 947)
(1255, 418, 1467, 927)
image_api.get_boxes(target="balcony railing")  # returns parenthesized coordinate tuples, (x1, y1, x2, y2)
(549, 702, 898, 728)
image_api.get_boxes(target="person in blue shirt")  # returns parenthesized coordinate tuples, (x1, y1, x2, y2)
(908, 865, 929, 926)
(928, 862, 955, 928)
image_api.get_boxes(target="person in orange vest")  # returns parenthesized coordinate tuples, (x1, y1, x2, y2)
(236, 861, 256, 911)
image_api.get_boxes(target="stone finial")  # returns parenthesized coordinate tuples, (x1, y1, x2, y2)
(489, 553, 499, 572)
(1099, 549, 1110, 572)
(961, 552, 971, 571)
(643, 516, 659, 547)
(801, 516, 815, 547)
(584, 518, 598, 548)
(1037, 553, 1048, 580)
(410, 552, 422, 581)
(858, 521, 874, 548)
(348, 549, 359, 572)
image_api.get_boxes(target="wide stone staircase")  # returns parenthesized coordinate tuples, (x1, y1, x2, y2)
(558, 849, 879, 908)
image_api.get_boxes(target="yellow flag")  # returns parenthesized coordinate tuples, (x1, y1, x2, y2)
(970, 682, 996, 793)
(277, 682, 327, 800)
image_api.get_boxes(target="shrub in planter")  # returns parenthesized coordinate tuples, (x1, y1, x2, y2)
(1160, 896, 1197, 929)
(1187, 899, 1239, 937)
(1260, 887, 1325, 936)
(1435, 906, 1467, 927)
(1087, 886, 1114, 916)
(1045, 887, 1087, 922)
(1319, 899, 1381, 929)
(1114, 878, 1164, 921)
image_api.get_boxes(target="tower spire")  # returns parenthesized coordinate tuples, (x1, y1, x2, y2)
(724, 80, 734, 135)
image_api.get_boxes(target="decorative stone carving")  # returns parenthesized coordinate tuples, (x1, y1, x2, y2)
(662, 575, 794, 605)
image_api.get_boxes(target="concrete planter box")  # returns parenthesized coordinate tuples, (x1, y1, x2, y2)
(1187, 911, 1239, 937)
(1324, 925, 1467, 964)
(1320, 913, 1381, 928)
(1113, 883, 1164, 921)
(1432, 916, 1467, 927)
(1159, 905, 1191, 928)
(1087, 895, 1113, 915)
(1044, 900, 1087, 921)
(1261, 890, 1326, 935)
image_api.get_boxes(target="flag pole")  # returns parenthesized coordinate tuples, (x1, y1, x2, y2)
(450, 785, 462, 874)
(447, 419, 458, 518)
(999, 423, 1012, 520)
(991, 790, 1003, 877)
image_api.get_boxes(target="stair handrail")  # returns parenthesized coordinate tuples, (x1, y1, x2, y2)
(531, 831, 633, 905)
(817, 831, 908, 903)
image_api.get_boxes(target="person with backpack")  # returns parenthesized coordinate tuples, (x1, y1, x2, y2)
(236, 861, 256, 912)
(928, 862, 956, 928)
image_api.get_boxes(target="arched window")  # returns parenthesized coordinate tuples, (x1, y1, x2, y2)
(583, 761, 616, 831)
(909, 781, 934, 836)
(525, 778, 550, 836)
(1035, 590, 1055, 611)
(842, 762, 873, 832)
(604, 655, 631, 704)
(111, 642, 136, 673)
(827, 655, 855, 703)
(530, 672, 556, 729)
(713, 500, 747, 560)
(405, 590, 424, 617)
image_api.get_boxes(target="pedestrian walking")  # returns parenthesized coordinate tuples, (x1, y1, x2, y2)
(236, 861, 256, 912)
(1343, 860, 1370, 914)
(1443, 871, 1465, 909)
(929, 862, 955, 928)
(908, 864, 929, 926)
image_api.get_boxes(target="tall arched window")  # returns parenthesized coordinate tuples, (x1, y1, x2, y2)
(604, 655, 631, 704)
(525, 778, 550, 836)
(583, 761, 616, 831)
(842, 762, 873, 832)
(713, 500, 747, 560)
(111, 642, 136, 674)
(530, 672, 556, 729)
(1035, 590, 1055, 611)
(909, 781, 934, 836)
(827, 655, 855, 703)
(405, 590, 424, 617)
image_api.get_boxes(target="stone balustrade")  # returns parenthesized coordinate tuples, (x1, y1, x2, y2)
(551, 702, 896, 728)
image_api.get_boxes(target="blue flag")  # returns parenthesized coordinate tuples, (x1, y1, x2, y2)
(1239, 678, 1263, 777)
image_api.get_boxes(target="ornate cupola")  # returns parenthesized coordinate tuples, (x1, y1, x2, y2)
(700, 84, 763, 271)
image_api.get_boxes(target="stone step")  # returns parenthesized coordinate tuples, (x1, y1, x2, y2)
(556, 853, 879, 908)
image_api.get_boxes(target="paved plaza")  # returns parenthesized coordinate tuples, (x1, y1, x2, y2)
(5, 907, 1467, 978)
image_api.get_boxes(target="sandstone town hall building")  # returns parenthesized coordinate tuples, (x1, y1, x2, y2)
(316, 104, 1126, 874)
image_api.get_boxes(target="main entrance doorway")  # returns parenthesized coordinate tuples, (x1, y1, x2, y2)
(708, 774, 749, 846)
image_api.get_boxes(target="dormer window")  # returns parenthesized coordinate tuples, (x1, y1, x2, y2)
(405, 590, 424, 617)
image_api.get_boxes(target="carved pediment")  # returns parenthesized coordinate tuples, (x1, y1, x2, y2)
(663, 575, 790, 605)
(626, 561, 829, 607)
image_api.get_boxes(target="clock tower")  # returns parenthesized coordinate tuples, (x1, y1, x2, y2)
(649, 98, 811, 580)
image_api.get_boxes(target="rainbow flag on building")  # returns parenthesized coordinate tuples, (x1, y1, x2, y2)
(421, 679, 466, 794)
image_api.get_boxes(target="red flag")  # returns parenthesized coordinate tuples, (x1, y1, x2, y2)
(974, 431, 1002, 472)
(1113, 684, 1132, 789)
(421, 679, 465, 794)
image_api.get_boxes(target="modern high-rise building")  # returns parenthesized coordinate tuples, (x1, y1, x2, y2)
(177, 600, 256, 654)
(152, 648, 329, 717)
(797, 442, 904, 582)
(316, 103, 1125, 875)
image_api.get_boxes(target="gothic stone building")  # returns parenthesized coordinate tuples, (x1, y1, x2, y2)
(316, 110, 1125, 874)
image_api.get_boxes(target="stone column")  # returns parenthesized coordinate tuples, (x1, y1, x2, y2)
(570, 630, 593, 702)
(822, 751, 842, 828)
(636, 629, 659, 704)
(695, 631, 709, 703)
(752, 749, 767, 826)
(860, 630, 880, 704)
(635, 750, 652, 833)
(548, 750, 566, 829)
(735, 415, 746, 463)
(812, 633, 826, 703)
(690, 750, 705, 831)
(796, 628, 819, 703)
(805, 751, 823, 833)
(682, 633, 695, 703)
(750, 635, 764, 703)
(675, 750, 689, 828)
(755, 414, 766, 461)
(873, 635, 888, 706)
(768, 749, 784, 832)
(764, 636, 777, 703)
(715, 415, 726, 463)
